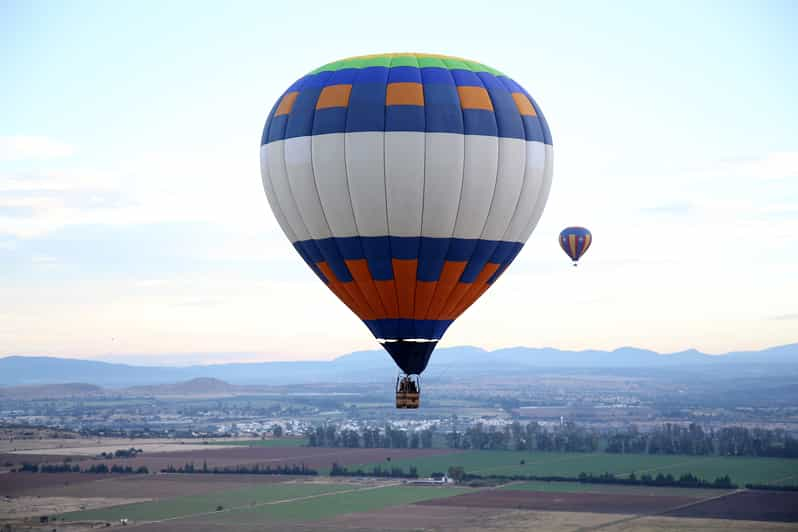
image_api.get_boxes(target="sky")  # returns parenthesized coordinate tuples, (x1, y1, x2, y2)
(1, 0, 797, 365)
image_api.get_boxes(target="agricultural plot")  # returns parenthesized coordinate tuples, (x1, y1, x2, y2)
(501, 480, 733, 498)
(207, 438, 308, 447)
(343, 450, 798, 486)
(59, 480, 354, 522)
(76, 446, 457, 473)
(1, 472, 289, 498)
(194, 485, 465, 526)
(665, 490, 798, 522)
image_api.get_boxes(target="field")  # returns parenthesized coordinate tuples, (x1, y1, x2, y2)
(58, 479, 359, 522)
(500, 480, 733, 498)
(4, 445, 798, 531)
(342, 450, 798, 486)
(84, 446, 458, 473)
(206, 438, 308, 447)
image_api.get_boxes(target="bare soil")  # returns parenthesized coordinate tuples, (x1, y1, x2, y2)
(0, 472, 292, 498)
(0, 495, 148, 518)
(418, 489, 697, 515)
(0, 473, 114, 496)
(664, 490, 798, 522)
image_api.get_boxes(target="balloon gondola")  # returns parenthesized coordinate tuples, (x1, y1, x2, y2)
(396, 374, 421, 409)
(259, 53, 553, 407)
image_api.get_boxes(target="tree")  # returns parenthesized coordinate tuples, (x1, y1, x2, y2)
(447, 466, 465, 483)
(271, 425, 283, 438)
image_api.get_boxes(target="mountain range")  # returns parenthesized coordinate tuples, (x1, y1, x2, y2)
(1, 343, 796, 387)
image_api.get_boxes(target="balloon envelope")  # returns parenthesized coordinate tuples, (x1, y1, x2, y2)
(260, 53, 553, 374)
(559, 227, 592, 263)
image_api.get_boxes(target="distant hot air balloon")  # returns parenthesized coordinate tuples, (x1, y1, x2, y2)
(260, 53, 553, 407)
(559, 227, 592, 266)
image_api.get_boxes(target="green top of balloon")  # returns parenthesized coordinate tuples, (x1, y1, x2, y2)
(309, 52, 506, 77)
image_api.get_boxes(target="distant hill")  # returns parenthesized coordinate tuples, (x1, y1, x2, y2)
(125, 377, 240, 396)
(0, 343, 796, 387)
(0, 382, 104, 399)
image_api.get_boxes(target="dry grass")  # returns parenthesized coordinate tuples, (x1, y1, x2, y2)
(1, 495, 149, 518)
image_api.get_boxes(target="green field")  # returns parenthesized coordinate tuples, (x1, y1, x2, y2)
(209, 438, 308, 448)
(199, 485, 465, 525)
(59, 481, 464, 526)
(59, 481, 351, 522)
(340, 451, 798, 486)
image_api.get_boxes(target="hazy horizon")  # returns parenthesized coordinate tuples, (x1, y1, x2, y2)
(4, 340, 796, 368)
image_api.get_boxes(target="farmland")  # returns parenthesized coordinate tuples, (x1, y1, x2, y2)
(342, 450, 798, 487)
(4, 443, 798, 531)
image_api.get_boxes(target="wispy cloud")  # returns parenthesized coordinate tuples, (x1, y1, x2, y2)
(0, 136, 74, 161)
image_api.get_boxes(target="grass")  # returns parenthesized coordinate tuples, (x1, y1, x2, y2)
(201, 485, 466, 524)
(501, 480, 733, 498)
(58, 481, 351, 522)
(339, 450, 798, 486)
(208, 438, 308, 448)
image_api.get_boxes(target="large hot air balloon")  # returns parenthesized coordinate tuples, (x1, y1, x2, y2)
(260, 53, 553, 407)
(559, 227, 592, 265)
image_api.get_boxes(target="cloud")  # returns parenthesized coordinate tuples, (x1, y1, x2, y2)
(0, 136, 74, 161)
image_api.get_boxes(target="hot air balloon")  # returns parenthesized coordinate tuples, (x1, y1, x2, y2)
(559, 227, 592, 266)
(260, 53, 553, 408)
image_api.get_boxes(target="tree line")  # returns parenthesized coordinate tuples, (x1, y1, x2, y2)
(329, 462, 419, 478)
(447, 467, 737, 490)
(307, 425, 433, 449)
(160, 461, 317, 475)
(17, 462, 149, 474)
(306, 422, 798, 457)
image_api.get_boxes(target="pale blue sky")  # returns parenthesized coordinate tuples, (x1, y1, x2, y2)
(2, 1, 797, 363)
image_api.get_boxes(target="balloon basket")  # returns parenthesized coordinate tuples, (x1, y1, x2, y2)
(396, 374, 421, 409)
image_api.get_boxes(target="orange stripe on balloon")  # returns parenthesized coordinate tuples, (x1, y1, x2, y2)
(316, 262, 361, 316)
(386, 82, 424, 106)
(345, 259, 387, 318)
(457, 86, 493, 111)
(374, 280, 399, 318)
(316, 84, 352, 109)
(582, 233, 592, 255)
(445, 262, 501, 319)
(340, 281, 378, 320)
(452, 283, 490, 319)
(424, 261, 467, 319)
(392, 259, 418, 319)
(568, 234, 577, 259)
(511, 92, 536, 116)
(413, 281, 437, 319)
(275, 91, 298, 116)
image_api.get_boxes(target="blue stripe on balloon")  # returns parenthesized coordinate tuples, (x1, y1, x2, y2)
(387, 66, 422, 83)
(486, 86, 525, 140)
(284, 85, 323, 139)
(462, 109, 498, 137)
(364, 319, 454, 340)
(460, 239, 499, 282)
(313, 107, 348, 136)
(346, 84, 386, 132)
(385, 105, 426, 132)
(450, 69, 483, 87)
(264, 67, 553, 145)
(421, 67, 456, 86)
(293, 236, 523, 284)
